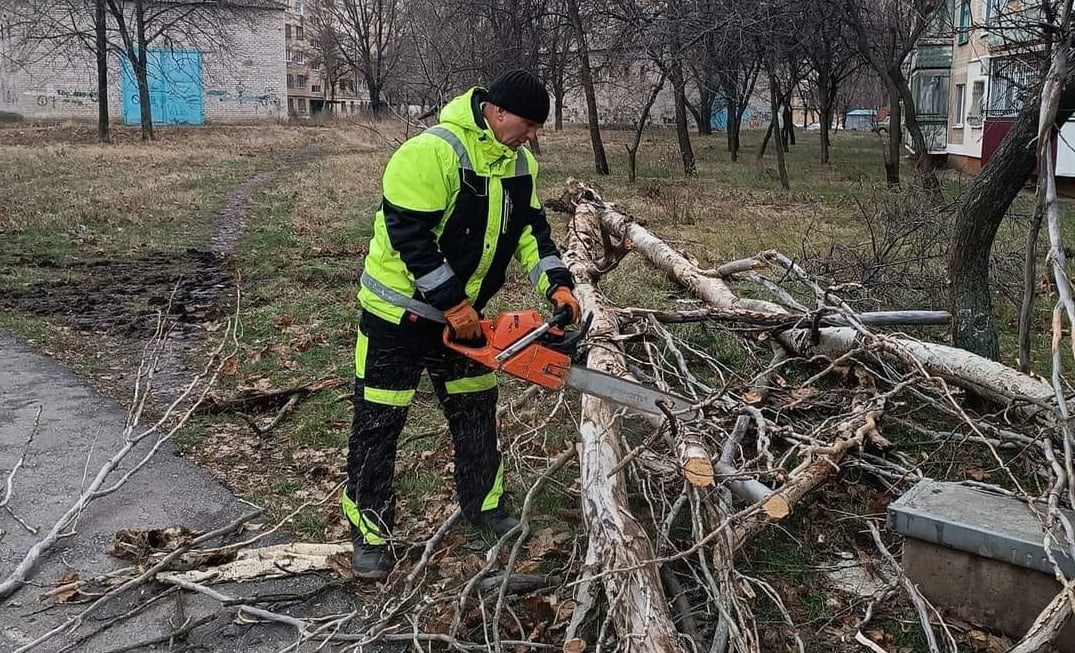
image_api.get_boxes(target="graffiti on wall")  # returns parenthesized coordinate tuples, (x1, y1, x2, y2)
(34, 88, 99, 108)
(206, 85, 281, 113)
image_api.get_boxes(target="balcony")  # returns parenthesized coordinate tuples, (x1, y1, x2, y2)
(984, 3, 1045, 50)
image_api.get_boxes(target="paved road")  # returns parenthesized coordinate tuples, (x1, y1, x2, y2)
(0, 331, 362, 652)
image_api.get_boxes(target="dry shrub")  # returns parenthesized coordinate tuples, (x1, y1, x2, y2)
(802, 186, 952, 310)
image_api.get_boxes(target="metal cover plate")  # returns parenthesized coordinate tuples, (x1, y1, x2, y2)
(888, 479, 1075, 578)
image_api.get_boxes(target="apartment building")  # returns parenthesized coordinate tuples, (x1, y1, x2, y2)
(910, 0, 1072, 174)
(283, 0, 367, 118)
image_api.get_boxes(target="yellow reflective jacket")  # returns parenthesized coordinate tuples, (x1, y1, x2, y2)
(358, 87, 572, 325)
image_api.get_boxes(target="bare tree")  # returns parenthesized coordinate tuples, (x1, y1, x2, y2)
(540, 0, 576, 130)
(3, 0, 112, 140)
(567, 0, 609, 173)
(331, 0, 404, 114)
(844, 0, 943, 190)
(307, 0, 352, 111)
(802, 0, 860, 163)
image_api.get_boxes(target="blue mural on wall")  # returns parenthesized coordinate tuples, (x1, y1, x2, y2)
(121, 49, 204, 126)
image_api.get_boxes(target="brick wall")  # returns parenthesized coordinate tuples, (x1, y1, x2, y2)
(0, 5, 285, 123)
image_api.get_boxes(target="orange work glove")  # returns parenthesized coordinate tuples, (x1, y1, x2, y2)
(550, 287, 581, 324)
(444, 300, 482, 341)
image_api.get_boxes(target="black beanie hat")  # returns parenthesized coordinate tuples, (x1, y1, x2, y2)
(486, 69, 550, 123)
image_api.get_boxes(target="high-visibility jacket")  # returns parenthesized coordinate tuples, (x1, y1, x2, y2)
(358, 87, 573, 325)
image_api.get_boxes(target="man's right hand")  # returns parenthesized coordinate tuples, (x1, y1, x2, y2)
(444, 300, 482, 341)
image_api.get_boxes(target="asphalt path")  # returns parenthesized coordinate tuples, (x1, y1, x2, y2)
(0, 330, 363, 652)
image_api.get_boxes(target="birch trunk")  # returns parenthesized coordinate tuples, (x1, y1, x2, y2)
(563, 201, 686, 652)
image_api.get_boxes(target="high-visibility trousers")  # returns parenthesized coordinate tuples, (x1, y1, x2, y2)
(341, 311, 503, 546)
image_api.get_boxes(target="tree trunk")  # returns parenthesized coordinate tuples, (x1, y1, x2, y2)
(562, 201, 687, 653)
(770, 76, 790, 190)
(882, 76, 901, 187)
(95, 0, 110, 143)
(669, 60, 696, 175)
(690, 87, 713, 135)
(134, 0, 153, 141)
(365, 77, 383, 115)
(782, 102, 795, 148)
(1018, 202, 1046, 373)
(818, 70, 834, 164)
(567, 0, 609, 175)
(626, 77, 665, 184)
(554, 90, 564, 131)
(893, 65, 941, 195)
(757, 121, 773, 160)
(726, 94, 741, 160)
(949, 58, 1075, 358)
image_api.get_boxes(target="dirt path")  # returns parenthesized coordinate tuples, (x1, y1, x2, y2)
(0, 145, 321, 400)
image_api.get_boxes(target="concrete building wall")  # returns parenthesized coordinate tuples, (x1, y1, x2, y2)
(946, 0, 990, 159)
(0, 4, 286, 122)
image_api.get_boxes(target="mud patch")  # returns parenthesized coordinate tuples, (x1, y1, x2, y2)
(0, 250, 233, 337)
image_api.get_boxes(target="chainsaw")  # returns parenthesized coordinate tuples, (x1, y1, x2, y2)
(443, 308, 699, 420)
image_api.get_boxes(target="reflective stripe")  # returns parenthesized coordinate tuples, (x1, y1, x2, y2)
(364, 387, 415, 406)
(481, 461, 505, 512)
(341, 491, 387, 546)
(415, 262, 455, 294)
(361, 272, 446, 323)
(444, 373, 497, 394)
(355, 330, 369, 378)
(527, 255, 568, 286)
(514, 148, 530, 177)
(425, 126, 473, 170)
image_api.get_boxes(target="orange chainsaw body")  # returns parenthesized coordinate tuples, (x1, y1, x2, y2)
(443, 310, 572, 390)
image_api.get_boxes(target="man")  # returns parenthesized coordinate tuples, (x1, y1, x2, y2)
(344, 69, 581, 580)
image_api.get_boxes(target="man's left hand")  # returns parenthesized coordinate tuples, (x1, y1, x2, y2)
(550, 287, 581, 325)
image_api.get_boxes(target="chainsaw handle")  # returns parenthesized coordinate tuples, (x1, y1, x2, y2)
(442, 321, 500, 370)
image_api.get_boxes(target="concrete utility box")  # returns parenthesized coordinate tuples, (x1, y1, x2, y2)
(888, 479, 1075, 649)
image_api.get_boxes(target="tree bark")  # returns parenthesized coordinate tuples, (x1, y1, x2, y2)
(566, 0, 609, 175)
(134, 0, 153, 141)
(949, 56, 1075, 358)
(95, 0, 110, 143)
(626, 76, 665, 183)
(1019, 202, 1046, 373)
(562, 201, 686, 653)
(892, 65, 941, 195)
(769, 75, 790, 190)
(882, 76, 901, 186)
(669, 59, 696, 175)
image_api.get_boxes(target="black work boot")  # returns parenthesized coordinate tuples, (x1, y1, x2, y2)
(351, 542, 392, 581)
(473, 507, 520, 538)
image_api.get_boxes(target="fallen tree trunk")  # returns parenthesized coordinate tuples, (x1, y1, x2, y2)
(563, 200, 686, 652)
(777, 327, 1056, 420)
(576, 184, 1058, 419)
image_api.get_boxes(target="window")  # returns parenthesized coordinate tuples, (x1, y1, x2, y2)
(953, 83, 966, 126)
(989, 58, 1034, 116)
(285, 24, 291, 39)
(297, 75, 307, 88)
(958, 1, 971, 44)
(296, 26, 304, 40)
(293, 51, 305, 64)
(311, 84, 321, 94)
(293, 0, 304, 14)
(968, 80, 985, 126)
(287, 74, 294, 88)
(285, 48, 291, 62)
(298, 98, 307, 113)
(914, 71, 949, 117)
